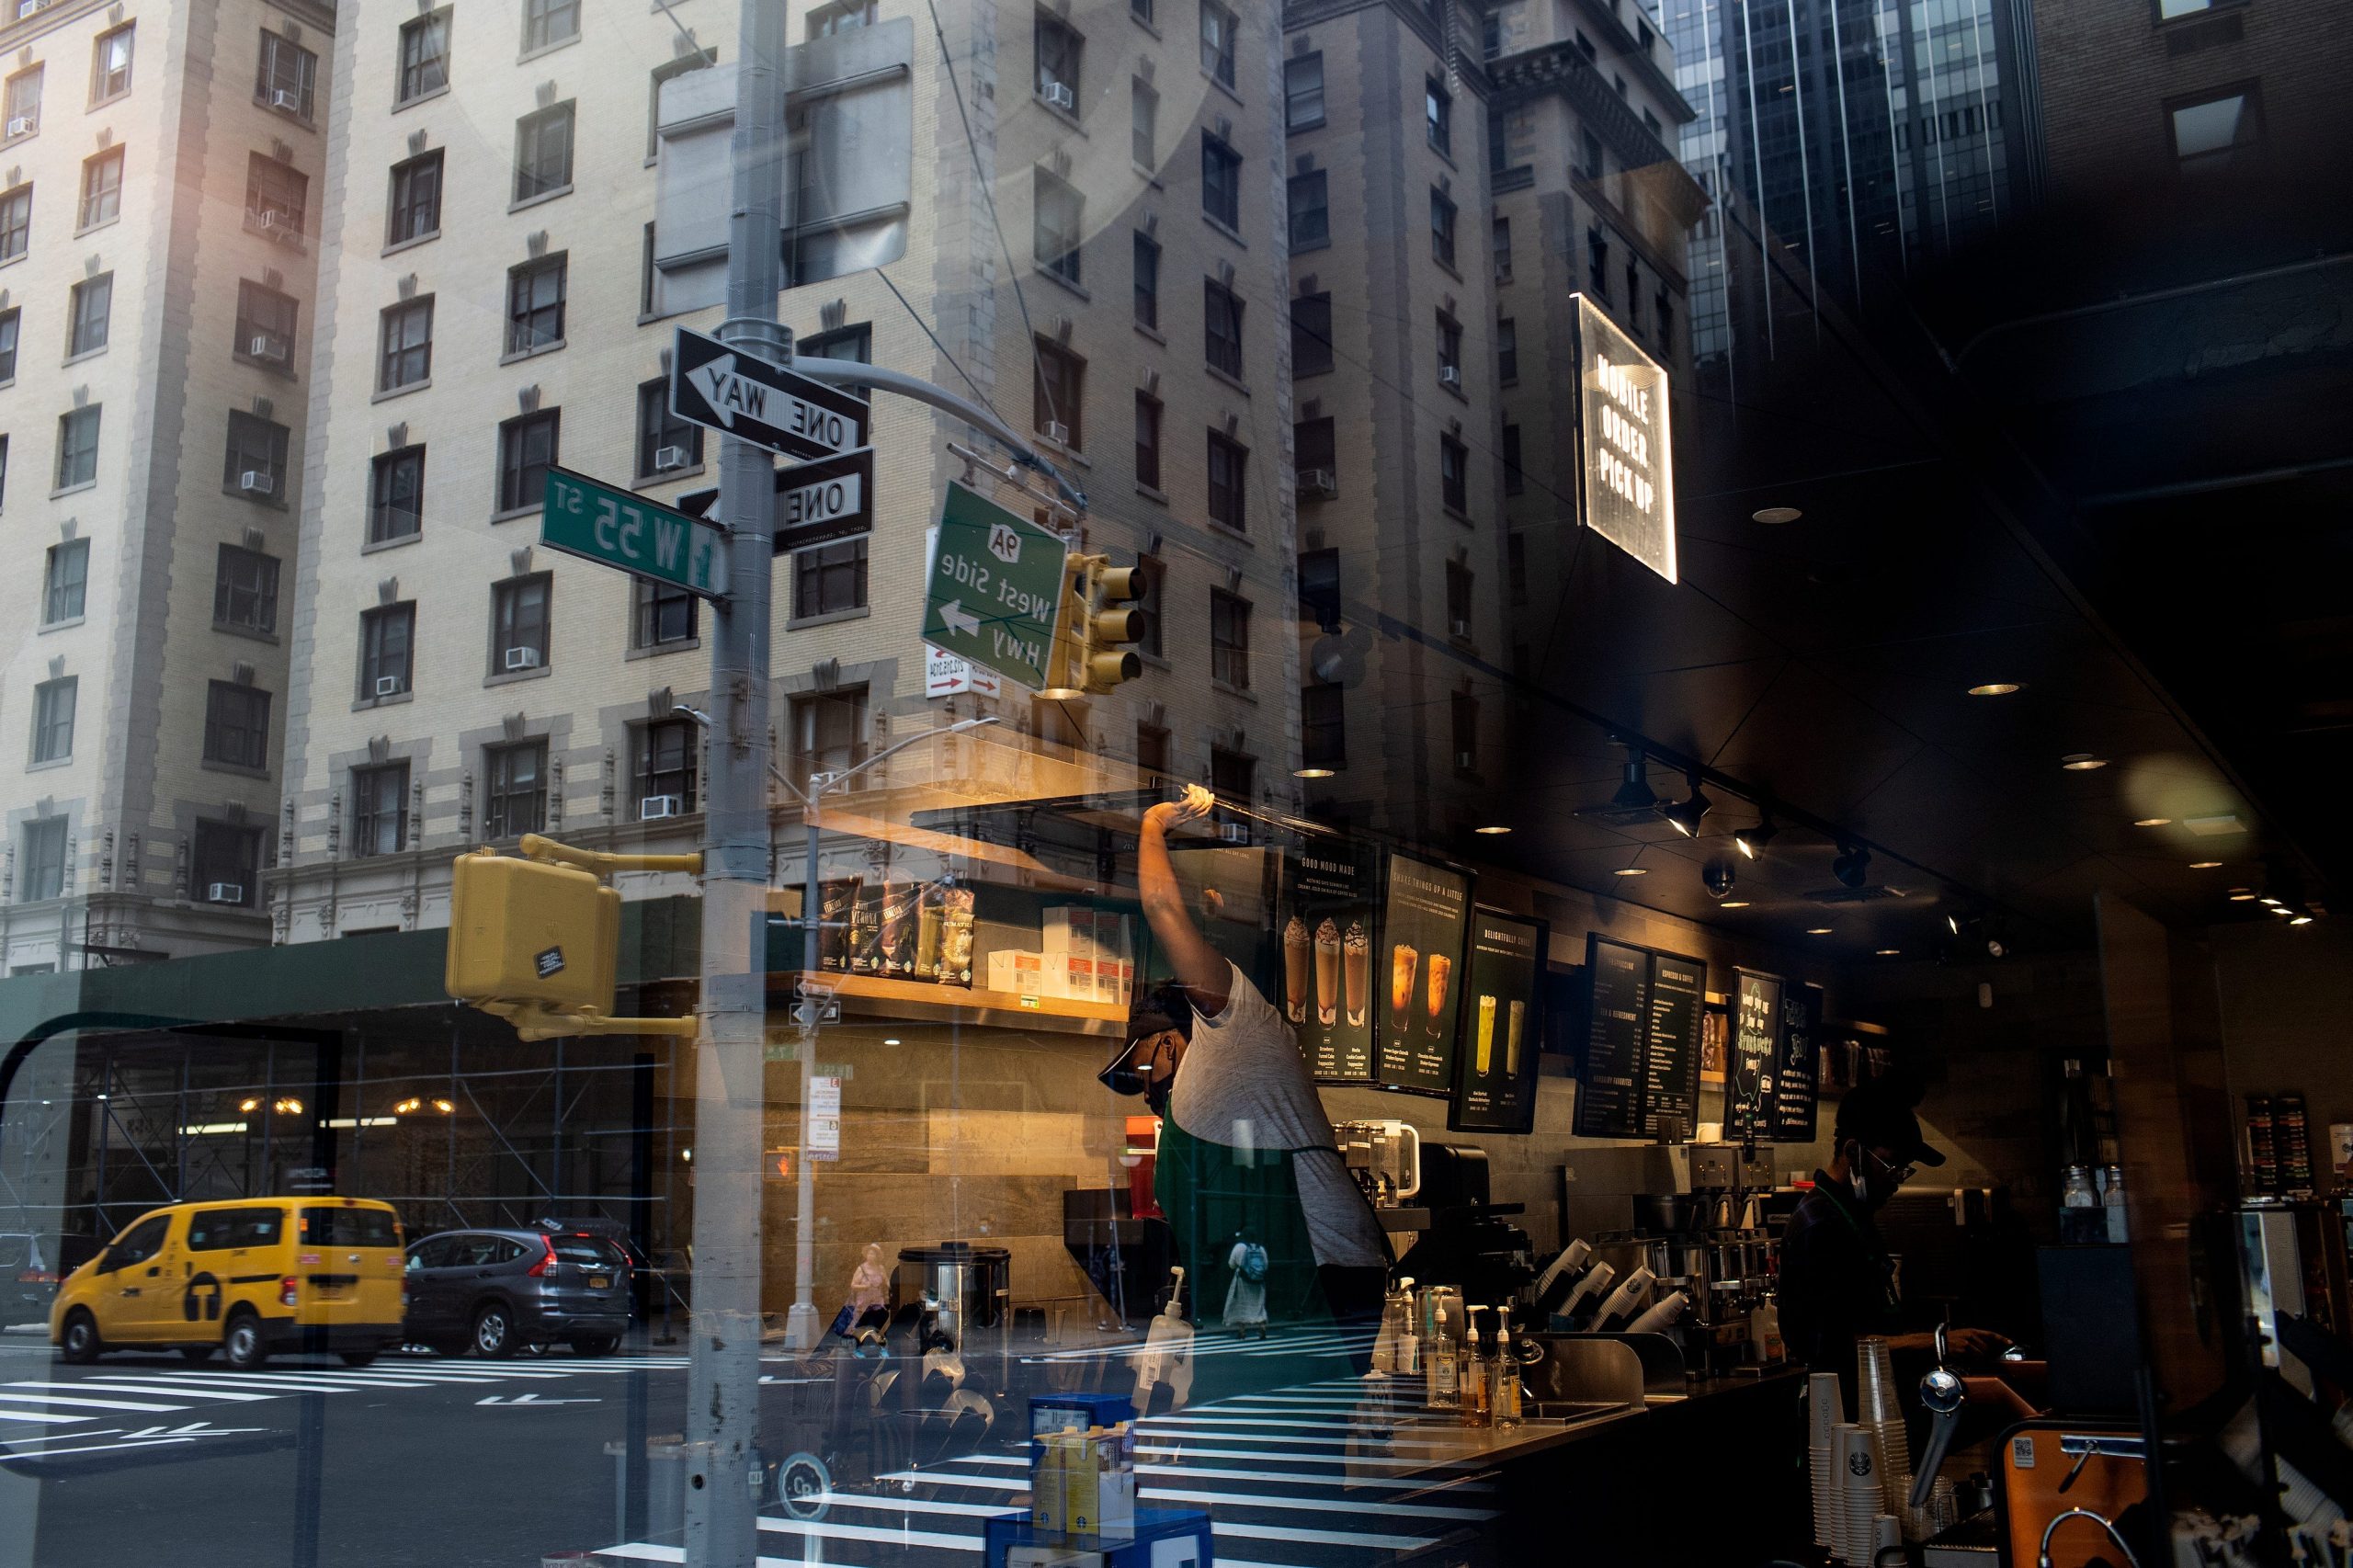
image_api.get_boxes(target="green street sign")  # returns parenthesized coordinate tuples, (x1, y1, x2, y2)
(919, 481, 1071, 691)
(540, 466, 729, 600)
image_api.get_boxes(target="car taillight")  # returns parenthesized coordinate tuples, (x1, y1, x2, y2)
(526, 1236, 557, 1278)
(279, 1276, 299, 1307)
(18, 1270, 57, 1284)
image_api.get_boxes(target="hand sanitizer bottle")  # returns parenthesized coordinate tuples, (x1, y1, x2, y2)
(1426, 1307, 1461, 1410)
(1490, 1313, 1524, 1429)
(1458, 1307, 1491, 1427)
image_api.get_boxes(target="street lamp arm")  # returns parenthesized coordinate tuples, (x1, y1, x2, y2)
(784, 358, 1086, 512)
(806, 715, 1001, 802)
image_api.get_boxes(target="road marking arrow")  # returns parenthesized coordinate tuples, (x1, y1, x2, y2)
(474, 1392, 601, 1407)
(937, 599, 981, 638)
(116, 1422, 268, 1440)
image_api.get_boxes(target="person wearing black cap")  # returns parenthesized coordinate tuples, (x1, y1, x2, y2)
(1779, 1080, 2010, 1406)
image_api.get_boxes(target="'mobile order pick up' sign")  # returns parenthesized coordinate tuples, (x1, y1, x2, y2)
(1571, 294, 1677, 585)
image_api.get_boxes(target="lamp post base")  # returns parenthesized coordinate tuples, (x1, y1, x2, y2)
(782, 1299, 822, 1350)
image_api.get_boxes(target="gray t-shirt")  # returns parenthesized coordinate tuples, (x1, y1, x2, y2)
(1170, 961, 1389, 1271)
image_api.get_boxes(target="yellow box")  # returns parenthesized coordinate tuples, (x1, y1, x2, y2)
(444, 852, 620, 1014)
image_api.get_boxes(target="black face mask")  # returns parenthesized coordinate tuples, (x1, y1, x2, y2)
(1100, 1030, 1178, 1112)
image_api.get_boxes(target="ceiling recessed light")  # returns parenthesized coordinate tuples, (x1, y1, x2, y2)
(1805, 926, 1834, 936)
(1875, 948, 1900, 956)
(1294, 767, 1336, 779)
(1966, 683, 2021, 697)
(2259, 896, 2283, 906)
(1720, 900, 1750, 908)
(1613, 866, 1649, 877)
(2061, 754, 2109, 771)
(2188, 861, 2222, 870)
(2290, 914, 2315, 926)
(2229, 889, 2256, 902)
(2272, 905, 2294, 916)
(1751, 505, 1802, 525)
(882, 1039, 902, 1047)
(1473, 824, 1512, 835)
(2133, 818, 2171, 828)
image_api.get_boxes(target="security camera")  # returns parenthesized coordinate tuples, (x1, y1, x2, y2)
(1702, 859, 1737, 901)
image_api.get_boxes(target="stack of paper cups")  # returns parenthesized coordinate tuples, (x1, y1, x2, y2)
(1808, 1372, 1841, 1550)
(1872, 1514, 1903, 1563)
(1856, 1337, 1914, 1516)
(1836, 1424, 1883, 1565)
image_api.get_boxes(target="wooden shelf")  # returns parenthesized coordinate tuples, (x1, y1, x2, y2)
(774, 971, 1129, 1039)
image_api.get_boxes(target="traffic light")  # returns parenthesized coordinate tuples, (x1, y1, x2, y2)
(446, 841, 699, 1040)
(1079, 559, 1147, 693)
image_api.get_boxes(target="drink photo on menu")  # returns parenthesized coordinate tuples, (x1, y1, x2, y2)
(1376, 851, 1473, 1096)
(1283, 839, 1381, 1081)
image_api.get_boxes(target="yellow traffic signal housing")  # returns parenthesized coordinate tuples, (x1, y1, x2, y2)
(1083, 562, 1146, 692)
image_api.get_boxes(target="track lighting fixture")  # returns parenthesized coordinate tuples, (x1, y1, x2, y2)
(1609, 748, 1659, 812)
(1733, 815, 1778, 859)
(1660, 774, 1711, 838)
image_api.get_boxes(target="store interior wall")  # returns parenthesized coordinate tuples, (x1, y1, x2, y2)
(2211, 917, 2353, 1164)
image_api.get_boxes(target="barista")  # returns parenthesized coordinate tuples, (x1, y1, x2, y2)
(1100, 785, 1390, 1335)
(1779, 1080, 2010, 1410)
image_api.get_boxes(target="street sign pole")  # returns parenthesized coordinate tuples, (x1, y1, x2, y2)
(684, 0, 784, 1558)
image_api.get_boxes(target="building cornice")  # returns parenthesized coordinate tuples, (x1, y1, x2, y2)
(1564, 0, 1689, 117)
(1492, 39, 1708, 221)
(1283, 0, 1497, 99)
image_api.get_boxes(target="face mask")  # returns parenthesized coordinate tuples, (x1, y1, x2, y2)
(1850, 1171, 1871, 1206)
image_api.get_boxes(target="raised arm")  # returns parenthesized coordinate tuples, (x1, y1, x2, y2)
(1138, 784, 1232, 1015)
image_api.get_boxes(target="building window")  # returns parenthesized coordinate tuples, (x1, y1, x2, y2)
(1033, 337, 1084, 447)
(213, 544, 279, 632)
(1503, 425, 1525, 495)
(1132, 230, 1160, 328)
(20, 818, 66, 900)
(790, 686, 868, 778)
(1493, 217, 1513, 282)
(1133, 556, 1165, 658)
(1507, 530, 1529, 601)
(5, 65, 40, 139)
(388, 151, 443, 244)
(235, 279, 298, 367)
(398, 10, 451, 104)
(1438, 313, 1462, 384)
(514, 102, 575, 202)
(1207, 431, 1247, 531)
(637, 720, 697, 815)
(352, 763, 409, 857)
(1210, 745, 1255, 799)
(793, 537, 869, 619)
(77, 147, 123, 231)
(56, 405, 101, 490)
(1199, 0, 1236, 88)
(1451, 690, 1479, 772)
(1298, 546, 1340, 630)
(648, 53, 716, 159)
(245, 153, 306, 237)
(1292, 291, 1334, 376)
(224, 411, 290, 505)
(0, 183, 28, 261)
(67, 273, 110, 357)
(492, 573, 552, 672)
(1294, 415, 1336, 494)
(1200, 131, 1242, 230)
(1210, 588, 1251, 688)
(1136, 722, 1170, 777)
(634, 579, 698, 647)
(1287, 169, 1329, 248)
(1441, 435, 1469, 514)
(1302, 682, 1346, 770)
(202, 681, 271, 771)
(191, 822, 263, 906)
(1131, 78, 1157, 167)
(484, 743, 548, 838)
(1496, 317, 1518, 382)
(1203, 279, 1245, 379)
(637, 380, 704, 480)
(257, 30, 317, 118)
(1284, 53, 1324, 132)
(1626, 261, 1641, 327)
(524, 0, 581, 52)
(1655, 291, 1673, 349)
(2172, 85, 2262, 172)
(506, 256, 567, 354)
(30, 676, 74, 763)
(806, 0, 876, 38)
(41, 538, 87, 624)
(1131, 0, 1154, 23)
(0, 307, 15, 378)
(1134, 392, 1163, 490)
(501, 383, 566, 488)
(369, 446, 426, 544)
(1033, 167, 1084, 285)
(1588, 228, 1609, 296)
(91, 24, 135, 103)
(0, 433, 9, 507)
(1035, 12, 1083, 104)
(1583, 129, 1605, 181)
(1430, 187, 1457, 267)
(359, 603, 415, 699)
(378, 298, 434, 392)
(1445, 558, 1473, 637)
(1426, 78, 1451, 154)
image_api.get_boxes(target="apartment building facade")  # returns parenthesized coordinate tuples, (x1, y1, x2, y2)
(0, 0, 332, 973)
(272, 0, 1298, 941)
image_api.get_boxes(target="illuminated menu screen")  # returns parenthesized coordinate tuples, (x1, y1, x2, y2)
(1729, 969, 1783, 1142)
(1281, 841, 1380, 1084)
(1571, 936, 1703, 1141)
(1374, 852, 1472, 1098)
(1574, 294, 1677, 585)
(1643, 952, 1706, 1140)
(1449, 911, 1547, 1134)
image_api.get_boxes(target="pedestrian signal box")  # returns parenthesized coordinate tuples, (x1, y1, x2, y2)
(446, 840, 699, 1040)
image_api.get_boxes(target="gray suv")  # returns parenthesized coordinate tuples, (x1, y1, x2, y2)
(403, 1228, 631, 1358)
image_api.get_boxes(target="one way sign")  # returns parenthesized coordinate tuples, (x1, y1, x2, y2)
(670, 326, 870, 460)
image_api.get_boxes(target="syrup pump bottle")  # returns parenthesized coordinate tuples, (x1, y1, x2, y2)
(1457, 1306, 1491, 1427)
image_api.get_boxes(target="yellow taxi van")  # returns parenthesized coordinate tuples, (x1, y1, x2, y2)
(50, 1198, 406, 1369)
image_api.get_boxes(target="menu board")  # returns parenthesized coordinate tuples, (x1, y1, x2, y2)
(1281, 840, 1380, 1083)
(1374, 851, 1472, 1097)
(1572, 937, 1651, 1138)
(1448, 911, 1547, 1133)
(1768, 982, 1822, 1142)
(1643, 952, 1706, 1140)
(1728, 968, 1783, 1142)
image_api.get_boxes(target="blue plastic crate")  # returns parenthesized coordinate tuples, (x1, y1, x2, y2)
(983, 1506, 1212, 1568)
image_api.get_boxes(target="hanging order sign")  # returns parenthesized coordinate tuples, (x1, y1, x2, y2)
(1571, 294, 1677, 585)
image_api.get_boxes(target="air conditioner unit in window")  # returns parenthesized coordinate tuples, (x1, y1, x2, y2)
(1219, 821, 1250, 845)
(15, 0, 47, 19)
(654, 445, 689, 472)
(207, 882, 244, 905)
(1456, 750, 1475, 771)
(240, 471, 276, 495)
(270, 89, 301, 113)
(1449, 618, 1471, 638)
(1043, 420, 1071, 445)
(1043, 81, 1075, 112)
(5, 117, 31, 137)
(1439, 365, 1463, 387)
(640, 795, 685, 821)
(1302, 467, 1337, 497)
(249, 334, 288, 361)
(505, 646, 542, 671)
(373, 675, 404, 698)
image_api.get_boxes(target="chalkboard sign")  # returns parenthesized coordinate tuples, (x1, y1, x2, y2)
(1281, 840, 1380, 1084)
(1769, 982, 1822, 1142)
(1449, 911, 1548, 1133)
(1573, 935, 1706, 1141)
(1728, 968, 1782, 1142)
(1375, 852, 1474, 1098)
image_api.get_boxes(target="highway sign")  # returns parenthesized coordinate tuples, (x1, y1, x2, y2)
(919, 482, 1070, 692)
(540, 468, 728, 599)
(677, 447, 873, 552)
(670, 326, 870, 460)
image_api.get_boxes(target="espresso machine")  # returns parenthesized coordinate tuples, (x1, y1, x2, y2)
(1335, 1118, 1422, 1209)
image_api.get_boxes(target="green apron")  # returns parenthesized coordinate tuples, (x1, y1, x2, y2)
(1154, 1116, 1336, 1329)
